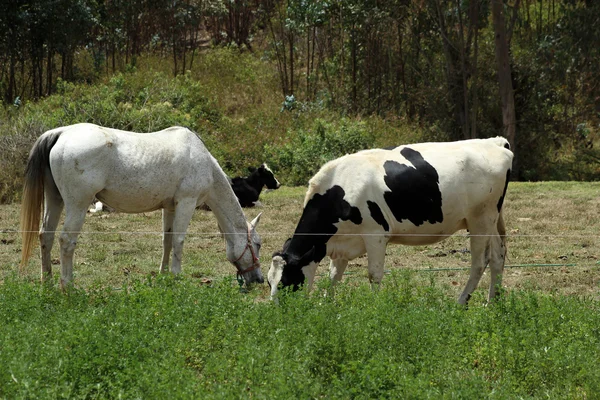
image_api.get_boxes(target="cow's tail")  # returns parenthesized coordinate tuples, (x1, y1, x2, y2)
(20, 130, 62, 272)
(497, 169, 510, 258)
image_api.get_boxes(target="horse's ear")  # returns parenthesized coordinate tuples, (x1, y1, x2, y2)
(250, 212, 262, 228)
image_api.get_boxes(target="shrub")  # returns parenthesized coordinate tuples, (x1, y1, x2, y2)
(0, 117, 47, 203)
(265, 118, 375, 185)
(0, 71, 224, 204)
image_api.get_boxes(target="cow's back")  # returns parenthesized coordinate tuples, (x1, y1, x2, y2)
(305, 138, 513, 245)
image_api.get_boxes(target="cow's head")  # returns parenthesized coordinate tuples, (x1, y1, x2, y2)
(255, 163, 281, 190)
(268, 239, 316, 300)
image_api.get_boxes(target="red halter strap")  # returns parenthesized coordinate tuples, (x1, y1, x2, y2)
(229, 229, 260, 275)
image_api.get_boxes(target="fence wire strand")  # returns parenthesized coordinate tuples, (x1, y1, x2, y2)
(3, 229, 600, 239)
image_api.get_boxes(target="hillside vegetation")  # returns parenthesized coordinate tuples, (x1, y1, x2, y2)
(3, 1, 600, 204)
(0, 49, 422, 203)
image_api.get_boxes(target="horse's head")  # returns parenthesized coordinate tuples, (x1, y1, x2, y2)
(257, 163, 281, 190)
(233, 212, 264, 285)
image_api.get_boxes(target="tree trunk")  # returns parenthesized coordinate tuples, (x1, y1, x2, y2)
(46, 48, 53, 95)
(492, 0, 517, 158)
(289, 31, 294, 95)
(7, 52, 16, 103)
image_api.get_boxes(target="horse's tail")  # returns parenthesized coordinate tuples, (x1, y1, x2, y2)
(20, 130, 63, 272)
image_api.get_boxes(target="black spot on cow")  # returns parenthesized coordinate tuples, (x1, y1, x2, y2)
(368, 200, 389, 231)
(497, 169, 511, 212)
(382, 147, 443, 226)
(275, 185, 362, 289)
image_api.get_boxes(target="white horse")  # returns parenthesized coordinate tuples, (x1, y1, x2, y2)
(20, 123, 264, 288)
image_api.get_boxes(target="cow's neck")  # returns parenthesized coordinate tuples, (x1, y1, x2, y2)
(286, 215, 333, 262)
(245, 172, 264, 195)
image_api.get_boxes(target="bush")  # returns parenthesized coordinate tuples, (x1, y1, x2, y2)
(265, 118, 376, 185)
(0, 71, 224, 204)
(0, 117, 47, 203)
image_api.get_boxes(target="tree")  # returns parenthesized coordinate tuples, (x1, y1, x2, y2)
(491, 0, 517, 157)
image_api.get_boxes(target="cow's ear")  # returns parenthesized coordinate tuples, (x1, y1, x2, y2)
(248, 167, 256, 173)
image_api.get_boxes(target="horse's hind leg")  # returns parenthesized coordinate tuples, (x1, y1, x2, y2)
(40, 170, 63, 282)
(160, 208, 175, 273)
(170, 198, 197, 275)
(58, 205, 88, 289)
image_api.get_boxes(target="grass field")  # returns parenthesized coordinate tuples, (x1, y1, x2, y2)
(1, 182, 600, 398)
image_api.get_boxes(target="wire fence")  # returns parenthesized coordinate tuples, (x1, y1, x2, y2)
(3, 229, 600, 239)
(3, 227, 599, 274)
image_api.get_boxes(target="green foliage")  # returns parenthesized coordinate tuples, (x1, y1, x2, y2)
(1, 274, 599, 398)
(265, 118, 375, 185)
(41, 71, 221, 133)
(0, 118, 47, 203)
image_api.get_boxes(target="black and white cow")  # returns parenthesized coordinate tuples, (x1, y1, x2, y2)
(231, 163, 281, 207)
(268, 137, 513, 305)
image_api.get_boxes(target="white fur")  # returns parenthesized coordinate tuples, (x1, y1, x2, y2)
(35, 123, 263, 287)
(270, 137, 513, 304)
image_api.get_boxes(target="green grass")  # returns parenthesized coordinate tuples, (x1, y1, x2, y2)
(0, 274, 599, 398)
(1, 182, 600, 397)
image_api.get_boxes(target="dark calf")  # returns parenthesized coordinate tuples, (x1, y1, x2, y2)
(231, 163, 280, 207)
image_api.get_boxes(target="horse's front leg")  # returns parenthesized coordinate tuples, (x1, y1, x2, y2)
(170, 198, 197, 275)
(160, 208, 175, 273)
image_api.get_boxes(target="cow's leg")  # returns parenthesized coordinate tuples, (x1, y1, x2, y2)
(327, 258, 348, 296)
(40, 177, 64, 282)
(364, 237, 387, 290)
(458, 229, 491, 305)
(329, 258, 348, 284)
(302, 261, 319, 292)
(170, 198, 197, 275)
(488, 213, 507, 302)
(58, 205, 88, 289)
(160, 208, 175, 273)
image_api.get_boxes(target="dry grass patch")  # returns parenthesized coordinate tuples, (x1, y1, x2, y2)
(1, 182, 599, 300)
